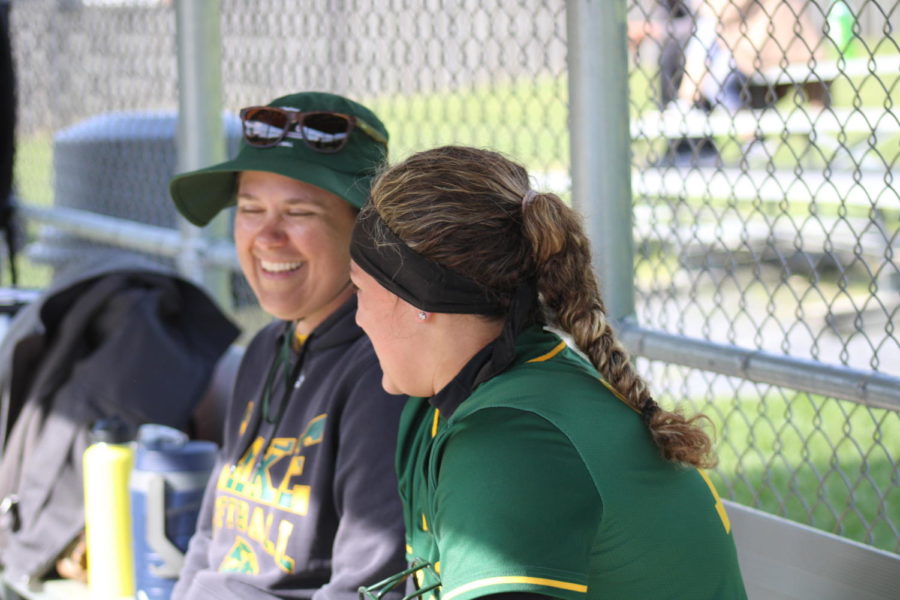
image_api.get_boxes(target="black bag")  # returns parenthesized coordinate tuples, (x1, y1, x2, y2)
(0, 259, 239, 585)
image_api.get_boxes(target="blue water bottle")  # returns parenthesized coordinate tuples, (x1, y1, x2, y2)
(130, 425, 217, 600)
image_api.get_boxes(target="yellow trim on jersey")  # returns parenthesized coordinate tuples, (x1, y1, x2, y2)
(698, 469, 732, 533)
(431, 408, 440, 438)
(597, 377, 631, 409)
(521, 336, 632, 413)
(526, 340, 567, 363)
(443, 576, 588, 600)
(519, 336, 634, 414)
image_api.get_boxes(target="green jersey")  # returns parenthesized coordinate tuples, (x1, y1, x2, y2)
(396, 327, 747, 600)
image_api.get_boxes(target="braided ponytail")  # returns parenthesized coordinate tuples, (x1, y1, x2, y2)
(522, 192, 716, 468)
(367, 145, 716, 468)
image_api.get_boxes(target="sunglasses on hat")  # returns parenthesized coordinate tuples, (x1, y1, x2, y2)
(240, 106, 388, 153)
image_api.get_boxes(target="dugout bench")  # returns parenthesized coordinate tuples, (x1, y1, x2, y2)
(4, 501, 900, 599)
(2, 343, 899, 599)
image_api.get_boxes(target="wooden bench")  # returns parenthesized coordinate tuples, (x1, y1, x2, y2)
(634, 166, 896, 208)
(633, 55, 899, 164)
(632, 104, 897, 169)
(632, 105, 898, 144)
(634, 166, 898, 271)
(747, 55, 900, 108)
(749, 55, 899, 86)
(532, 166, 897, 290)
(745, 55, 900, 109)
(535, 167, 897, 211)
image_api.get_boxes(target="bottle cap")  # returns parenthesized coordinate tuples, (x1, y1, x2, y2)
(136, 423, 189, 448)
(135, 439, 217, 473)
(89, 416, 134, 444)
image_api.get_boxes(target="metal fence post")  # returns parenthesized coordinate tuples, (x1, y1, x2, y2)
(566, 0, 635, 323)
(174, 0, 230, 307)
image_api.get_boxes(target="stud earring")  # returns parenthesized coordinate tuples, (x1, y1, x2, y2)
(417, 311, 427, 321)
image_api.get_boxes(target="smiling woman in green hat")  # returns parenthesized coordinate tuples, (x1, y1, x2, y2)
(169, 92, 407, 600)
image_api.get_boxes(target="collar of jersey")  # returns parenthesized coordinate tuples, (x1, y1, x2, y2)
(426, 326, 561, 419)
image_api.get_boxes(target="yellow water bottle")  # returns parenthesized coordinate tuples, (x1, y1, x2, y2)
(83, 417, 136, 599)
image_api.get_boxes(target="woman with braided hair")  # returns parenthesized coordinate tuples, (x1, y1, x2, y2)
(351, 146, 747, 600)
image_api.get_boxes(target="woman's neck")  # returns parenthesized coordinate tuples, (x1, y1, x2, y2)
(428, 314, 504, 396)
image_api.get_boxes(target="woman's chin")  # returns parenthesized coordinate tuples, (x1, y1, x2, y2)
(381, 374, 414, 397)
(381, 375, 400, 396)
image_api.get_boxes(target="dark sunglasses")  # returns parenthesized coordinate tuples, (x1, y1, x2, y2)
(358, 561, 440, 600)
(240, 106, 388, 152)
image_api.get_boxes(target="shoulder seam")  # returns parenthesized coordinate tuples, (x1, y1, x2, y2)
(453, 405, 605, 500)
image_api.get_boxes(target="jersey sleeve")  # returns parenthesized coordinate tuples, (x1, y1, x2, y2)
(432, 408, 602, 600)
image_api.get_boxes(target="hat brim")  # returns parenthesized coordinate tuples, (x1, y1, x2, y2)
(170, 149, 372, 227)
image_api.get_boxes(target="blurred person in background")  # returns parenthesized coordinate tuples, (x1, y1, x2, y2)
(632, 0, 825, 166)
(628, 0, 694, 107)
(678, 0, 825, 112)
(167, 91, 406, 600)
(673, 0, 825, 164)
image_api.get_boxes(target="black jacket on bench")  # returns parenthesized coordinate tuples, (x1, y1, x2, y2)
(0, 256, 239, 584)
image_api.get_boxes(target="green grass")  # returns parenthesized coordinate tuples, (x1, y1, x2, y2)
(6, 132, 55, 288)
(7, 258, 53, 290)
(15, 132, 54, 208)
(364, 72, 570, 171)
(12, 133, 55, 287)
(696, 392, 900, 553)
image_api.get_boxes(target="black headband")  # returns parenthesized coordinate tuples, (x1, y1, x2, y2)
(350, 208, 505, 314)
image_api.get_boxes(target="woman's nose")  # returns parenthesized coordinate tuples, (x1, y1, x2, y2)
(255, 213, 288, 246)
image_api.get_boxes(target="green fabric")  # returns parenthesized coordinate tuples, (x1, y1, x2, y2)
(169, 91, 388, 226)
(396, 327, 747, 600)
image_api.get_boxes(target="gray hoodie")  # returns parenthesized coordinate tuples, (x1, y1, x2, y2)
(172, 296, 407, 600)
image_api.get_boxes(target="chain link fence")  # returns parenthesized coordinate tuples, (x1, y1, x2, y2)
(628, 0, 899, 552)
(6, 0, 899, 553)
(11, 0, 570, 335)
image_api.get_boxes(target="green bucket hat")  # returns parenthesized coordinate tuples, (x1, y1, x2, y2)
(169, 91, 389, 226)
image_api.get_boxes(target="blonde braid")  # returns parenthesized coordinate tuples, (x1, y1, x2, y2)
(369, 145, 716, 468)
(523, 192, 716, 468)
